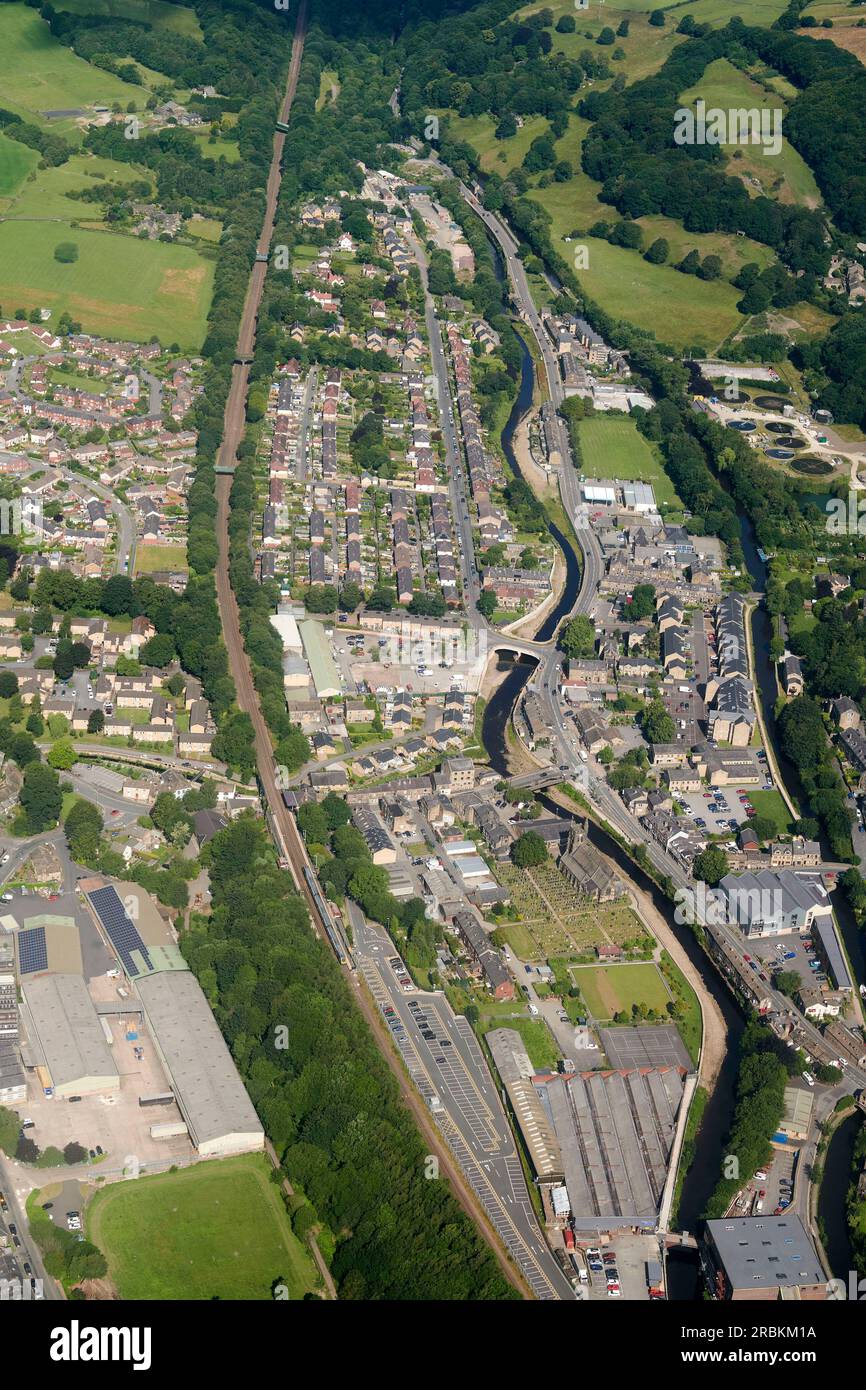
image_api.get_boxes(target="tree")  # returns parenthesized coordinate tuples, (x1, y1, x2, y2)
(20, 762, 62, 832)
(53, 640, 75, 681)
(627, 583, 656, 620)
(511, 831, 547, 868)
(47, 740, 77, 770)
(140, 633, 175, 667)
(65, 798, 103, 863)
(556, 14, 575, 32)
(561, 614, 595, 659)
(640, 699, 675, 745)
(775, 970, 800, 999)
(477, 589, 497, 619)
(693, 846, 728, 886)
(0, 672, 18, 698)
(649, 8, 666, 24)
(54, 242, 78, 263)
(87, 709, 105, 734)
(597, 26, 615, 45)
(644, 238, 669, 265)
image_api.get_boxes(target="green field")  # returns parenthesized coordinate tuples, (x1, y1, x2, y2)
(577, 416, 683, 508)
(50, 0, 202, 37)
(577, 962, 671, 1021)
(0, 131, 38, 198)
(0, 221, 213, 348)
(1, 153, 150, 222)
(86, 1155, 319, 1301)
(0, 4, 147, 126)
(680, 59, 823, 209)
(186, 216, 223, 243)
(747, 788, 794, 836)
(134, 542, 188, 574)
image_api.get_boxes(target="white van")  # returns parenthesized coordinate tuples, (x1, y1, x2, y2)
(802, 1071, 815, 1087)
(528, 1003, 539, 1017)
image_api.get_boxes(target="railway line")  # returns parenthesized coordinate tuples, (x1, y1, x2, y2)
(210, 0, 533, 1300)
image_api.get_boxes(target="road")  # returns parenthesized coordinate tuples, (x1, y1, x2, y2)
(347, 902, 574, 1300)
(206, 0, 542, 1298)
(407, 227, 484, 615)
(456, 177, 866, 1094)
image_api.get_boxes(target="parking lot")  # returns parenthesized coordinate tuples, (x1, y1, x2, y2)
(744, 931, 829, 1000)
(678, 771, 774, 835)
(578, 1232, 659, 1301)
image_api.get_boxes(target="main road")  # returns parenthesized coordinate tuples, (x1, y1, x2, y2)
(208, 0, 540, 1300)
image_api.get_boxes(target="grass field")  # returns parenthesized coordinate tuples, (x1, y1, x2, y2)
(0, 131, 38, 198)
(50, 0, 202, 37)
(576, 962, 671, 1021)
(0, 221, 213, 348)
(86, 1155, 319, 1301)
(680, 59, 823, 208)
(0, 4, 147, 126)
(0, 153, 151, 222)
(134, 542, 188, 574)
(528, 187, 749, 349)
(576, 416, 683, 508)
(186, 216, 223, 243)
(747, 788, 794, 836)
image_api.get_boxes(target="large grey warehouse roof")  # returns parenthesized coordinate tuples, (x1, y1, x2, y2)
(706, 1215, 823, 1291)
(135, 971, 263, 1149)
(23, 975, 118, 1089)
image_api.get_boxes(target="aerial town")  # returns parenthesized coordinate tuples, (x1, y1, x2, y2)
(0, 0, 865, 1345)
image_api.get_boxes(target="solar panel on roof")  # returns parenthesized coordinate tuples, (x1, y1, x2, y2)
(88, 885, 155, 978)
(18, 925, 48, 975)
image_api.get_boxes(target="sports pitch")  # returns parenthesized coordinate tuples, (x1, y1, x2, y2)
(86, 1154, 319, 1301)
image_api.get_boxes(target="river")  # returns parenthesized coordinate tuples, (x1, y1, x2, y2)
(480, 336, 745, 1287)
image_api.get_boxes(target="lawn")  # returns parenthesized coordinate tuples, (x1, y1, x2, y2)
(0, 131, 38, 198)
(575, 962, 671, 1022)
(134, 542, 188, 574)
(483, 1015, 560, 1073)
(0, 4, 146, 125)
(748, 788, 794, 836)
(0, 221, 213, 348)
(186, 216, 223, 243)
(86, 1155, 319, 1301)
(576, 416, 683, 508)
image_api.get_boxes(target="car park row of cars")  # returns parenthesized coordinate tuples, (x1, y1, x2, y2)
(585, 1245, 621, 1297)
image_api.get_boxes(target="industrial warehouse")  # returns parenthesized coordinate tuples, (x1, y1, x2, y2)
(1, 879, 263, 1161)
(486, 1026, 692, 1234)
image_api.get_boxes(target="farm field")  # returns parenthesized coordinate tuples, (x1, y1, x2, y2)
(134, 542, 188, 575)
(679, 59, 823, 208)
(0, 131, 38, 199)
(50, 0, 203, 37)
(0, 221, 213, 348)
(576, 417, 683, 508)
(526, 186, 749, 350)
(519, 1, 687, 83)
(0, 4, 146, 126)
(575, 962, 672, 1022)
(446, 112, 549, 173)
(86, 1155, 319, 1301)
(1, 154, 150, 223)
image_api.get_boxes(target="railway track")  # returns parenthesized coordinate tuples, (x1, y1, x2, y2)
(209, 0, 533, 1301)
